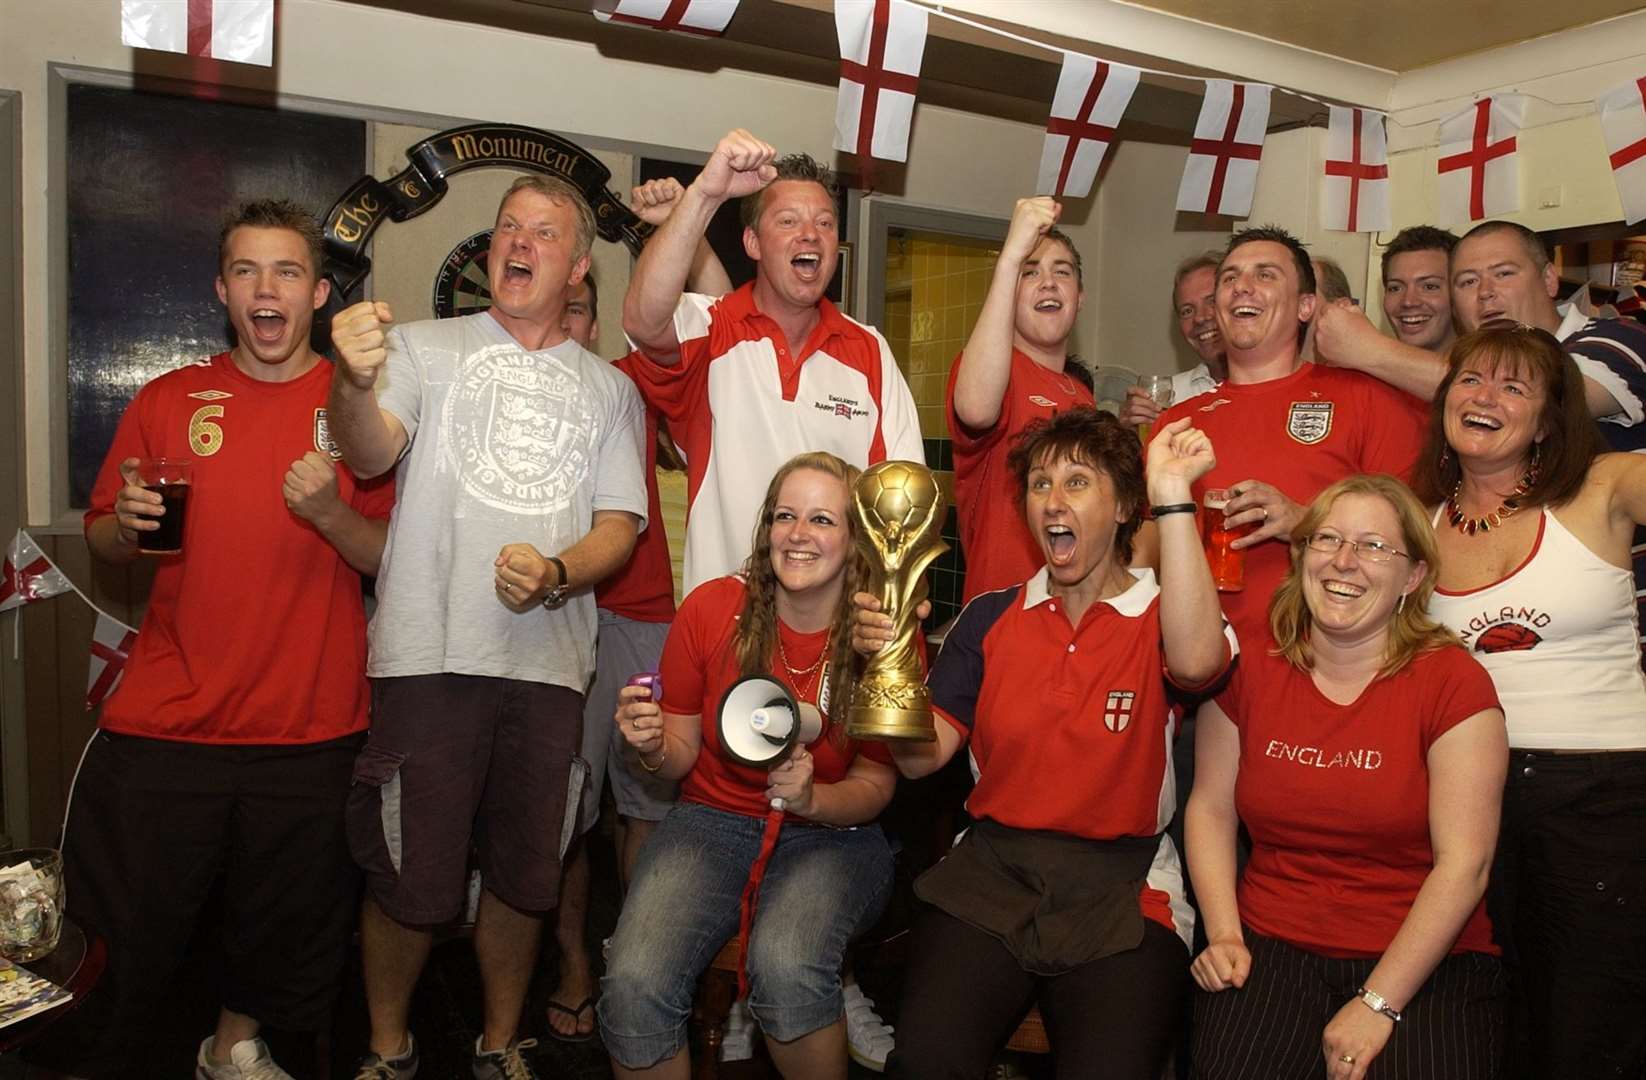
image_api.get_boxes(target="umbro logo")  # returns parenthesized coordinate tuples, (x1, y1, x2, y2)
(187, 390, 233, 401)
(1197, 397, 1233, 413)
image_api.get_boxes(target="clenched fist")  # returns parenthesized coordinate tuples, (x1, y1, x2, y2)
(331, 300, 394, 391)
(631, 177, 689, 227)
(283, 451, 342, 526)
(693, 129, 779, 203)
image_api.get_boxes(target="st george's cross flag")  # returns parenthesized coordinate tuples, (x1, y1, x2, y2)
(1597, 77, 1646, 225)
(1036, 54, 1140, 199)
(1321, 106, 1391, 233)
(120, 0, 275, 66)
(1435, 95, 1526, 224)
(86, 611, 140, 712)
(833, 0, 929, 166)
(1176, 80, 1272, 217)
(0, 531, 71, 615)
(592, 0, 740, 36)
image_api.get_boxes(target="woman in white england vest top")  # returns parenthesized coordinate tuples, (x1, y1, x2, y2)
(1418, 320, 1646, 1080)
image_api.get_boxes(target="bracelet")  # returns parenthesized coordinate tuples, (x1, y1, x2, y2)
(1356, 986, 1403, 1023)
(1151, 503, 1198, 517)
(639, 738, 667, 774)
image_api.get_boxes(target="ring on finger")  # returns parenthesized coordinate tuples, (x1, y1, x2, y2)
(1339, 1054, 1355, 1065)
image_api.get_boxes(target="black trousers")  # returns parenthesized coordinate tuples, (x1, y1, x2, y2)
(890, 906, 1188, 1080)
(31, 730, 362, 1076)
(1493, 749, 1646, 1079)
(1191, 931, 1505, 1080)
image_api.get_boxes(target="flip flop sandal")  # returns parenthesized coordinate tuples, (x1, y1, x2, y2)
(545, 996, 597, 1043)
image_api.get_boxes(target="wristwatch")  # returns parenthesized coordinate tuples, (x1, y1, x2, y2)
(1356, 986, 1403, 1023)
(540, 556, 571, 610)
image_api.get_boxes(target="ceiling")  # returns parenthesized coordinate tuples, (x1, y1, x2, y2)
(1120, 0, 1646, 71)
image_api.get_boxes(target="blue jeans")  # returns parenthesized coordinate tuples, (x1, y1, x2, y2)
(598, 800, 894, 1069)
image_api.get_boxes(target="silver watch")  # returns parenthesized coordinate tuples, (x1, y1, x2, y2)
(540, 555, 570, 611)
(1356, 986, 1403, 1023)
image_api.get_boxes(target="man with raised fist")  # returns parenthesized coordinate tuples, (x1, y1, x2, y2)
(327, 174, 646, 1080)
(621, 128, 923, 594)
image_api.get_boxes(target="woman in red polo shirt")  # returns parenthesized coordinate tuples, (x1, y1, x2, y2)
(598, 451, 898, 1079)
(1186, 474, 1508, 1080)
(863, 408, 1233, 1078)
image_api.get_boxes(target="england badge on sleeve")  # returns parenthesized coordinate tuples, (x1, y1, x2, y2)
(1286, 401, 1333, 445)
(1103, 690, 1135, 733)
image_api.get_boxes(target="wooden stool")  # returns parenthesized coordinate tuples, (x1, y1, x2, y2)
(1005, 1004, 1050, 1055)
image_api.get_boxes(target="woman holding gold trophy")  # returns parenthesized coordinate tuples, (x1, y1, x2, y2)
(857, 408, 1233, 1078)
(599, 451, 899, 1080)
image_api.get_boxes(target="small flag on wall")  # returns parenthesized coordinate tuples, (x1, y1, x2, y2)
(1176, 80, 1272, 217)
(85, 611, 139, 712)
(592, 0, 740, 36)
(120, 0, 275, 66)
(1321, 106, 1391, 233)
(1036, 55, 1140, 199)
(833, 0, 929, 166)
(1597, 77, 1646, 226)
(1436, 95, 1526, 224)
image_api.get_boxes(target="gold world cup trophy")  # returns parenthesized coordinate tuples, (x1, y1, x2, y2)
(847, 460, 948, 741)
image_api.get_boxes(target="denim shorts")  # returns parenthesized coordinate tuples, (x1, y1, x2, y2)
(597, 800, 894, 1069)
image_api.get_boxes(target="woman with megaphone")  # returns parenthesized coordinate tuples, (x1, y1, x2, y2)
(856, 408, 1233, 1079)
(598, 451, 898, 1080)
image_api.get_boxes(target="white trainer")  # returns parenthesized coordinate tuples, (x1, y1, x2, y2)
(194, 1036, 295, 1080)
(718, 999, 758, 1062)
(843, 980, 895, 1073)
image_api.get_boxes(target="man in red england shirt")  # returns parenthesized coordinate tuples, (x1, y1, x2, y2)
(947, 196, 1095, 601)
(51, 200, 391, 1079)
(1150, 226, 1427, 645)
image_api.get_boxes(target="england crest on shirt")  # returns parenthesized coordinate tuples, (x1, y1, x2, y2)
(1103, 690, 1136, 733)
(1286, 400, 1333, 445)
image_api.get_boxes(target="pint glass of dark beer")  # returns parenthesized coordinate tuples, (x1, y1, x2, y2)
(135, 458, 193, 555)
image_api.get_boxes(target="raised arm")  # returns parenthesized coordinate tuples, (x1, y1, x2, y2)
(327, 300, 409, 479)
(1186, 700, 1249, 992)
(632, 177, 735, 298)
(624, 130, 776, 365)
(1145, 418, 1228, 685)
(1313, 303, 1449, 401)
(951, 197, 1060, 431)
(1320, 707, 1507, 1078)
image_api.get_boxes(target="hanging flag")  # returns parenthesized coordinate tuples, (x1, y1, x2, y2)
(592, 0, 739, 35)
(1436, 95, 1526, 224)
(1176, 81, 1272, 217)
(86, 612, 140, 712)
(1321, 106, 1391, 233)
(0, 531, 72, 614)
(120, 1, 275, 66)
(833, 0, 929, 167)
(1035, 55, 1140, 199)
(1598, 77, 1646, 226)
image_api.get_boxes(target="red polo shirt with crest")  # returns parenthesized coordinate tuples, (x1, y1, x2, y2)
(947, 347, 1095, 601)
(1151, 363, 1426, 644)
(926, 567, 1236, 942)
(624, 283, 923, 595)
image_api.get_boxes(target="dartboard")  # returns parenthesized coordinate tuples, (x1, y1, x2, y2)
(432, 229, 493, 319)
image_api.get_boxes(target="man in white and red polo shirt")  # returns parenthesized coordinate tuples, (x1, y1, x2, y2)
(622, 128, 924, 593)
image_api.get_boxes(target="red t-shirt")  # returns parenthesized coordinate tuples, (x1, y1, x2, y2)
(1151, 363, 1427, 645)
(927, 568, 1236, 937)
(84, 353, 395, 744)
(1218, 642, 1501, 958)
(948, 349, 1095, 602)
(594, 353, 676, 623)
(658, 576, 892, 821)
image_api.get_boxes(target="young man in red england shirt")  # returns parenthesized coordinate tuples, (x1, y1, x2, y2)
(53, 200, 392, 1079)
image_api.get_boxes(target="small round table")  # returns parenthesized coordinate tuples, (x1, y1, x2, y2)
(0, 918, 107, 1053)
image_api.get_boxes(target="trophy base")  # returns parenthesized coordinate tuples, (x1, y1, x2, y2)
(846, 706, 937, 742)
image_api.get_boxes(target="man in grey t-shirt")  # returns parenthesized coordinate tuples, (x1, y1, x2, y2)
(328, 175, 646, 1080)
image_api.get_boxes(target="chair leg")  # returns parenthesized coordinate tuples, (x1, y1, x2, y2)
(692, 968, 737, 1080)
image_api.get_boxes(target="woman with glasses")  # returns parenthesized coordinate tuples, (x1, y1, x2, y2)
(1187, 473, 1508, 1080)
(1416, 322, 1646, 1079)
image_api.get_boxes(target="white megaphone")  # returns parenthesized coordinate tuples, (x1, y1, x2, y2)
(716, 673, 824, 770)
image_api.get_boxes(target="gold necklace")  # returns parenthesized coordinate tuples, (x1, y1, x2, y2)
(1446, 465, 1537, 536)
(777, 628, 829, 701)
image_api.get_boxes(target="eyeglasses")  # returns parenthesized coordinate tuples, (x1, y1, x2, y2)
(1303, 532, 1412, 564)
